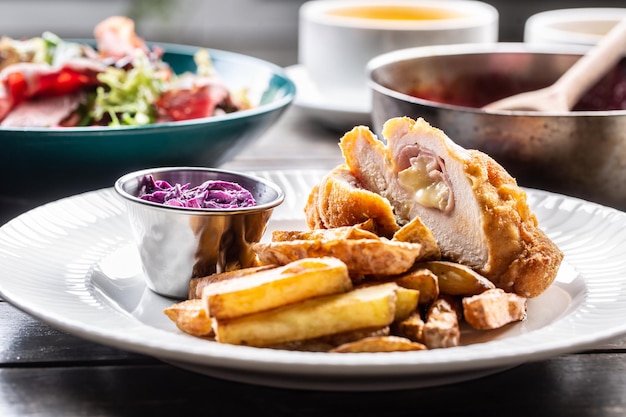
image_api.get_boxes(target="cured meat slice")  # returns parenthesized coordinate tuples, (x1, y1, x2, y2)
(0, 92, 83, 127)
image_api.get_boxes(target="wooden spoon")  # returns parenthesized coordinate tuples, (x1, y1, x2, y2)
(483, 16, 626, 113)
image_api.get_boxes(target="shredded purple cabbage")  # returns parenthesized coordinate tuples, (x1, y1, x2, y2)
(138, 175, 256, 208)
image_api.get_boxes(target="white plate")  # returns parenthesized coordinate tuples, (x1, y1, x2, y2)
(285, 65, 372, 131)
(2, 169, 626, 391)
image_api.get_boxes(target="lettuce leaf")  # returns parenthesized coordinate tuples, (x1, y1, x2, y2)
(90, 51, 166, 126)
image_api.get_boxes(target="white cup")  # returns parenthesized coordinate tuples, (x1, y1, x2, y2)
(298, 0, 499, 104)
(524, 8, 626, 48)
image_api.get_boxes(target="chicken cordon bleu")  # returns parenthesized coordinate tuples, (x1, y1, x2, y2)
(305, 116, 563, 297)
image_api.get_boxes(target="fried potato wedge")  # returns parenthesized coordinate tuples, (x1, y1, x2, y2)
(394, 267, 440, 305)
(270, 327, 390, 352)
(463, 288, 527, 330)
(392, 311, 425, 343)
(331, 335, 427, 353)
(213, 283, 398, 347)
(271, 223, 379, 242)
(355, 282, 419, 321)
(163, 299, 213, 337)
(392, 285, 420, 321)
(321, 326, 390, 347)
(392, 216, 441, 261)
(202, 257, 352, 320)
(417, 261, 495, 296)
(188, 264, 277, 299)
(423, 296, 461, 349)
(253, 238, 423, 276)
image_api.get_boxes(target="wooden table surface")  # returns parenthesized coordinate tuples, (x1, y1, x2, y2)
(1, 107, 626, 417)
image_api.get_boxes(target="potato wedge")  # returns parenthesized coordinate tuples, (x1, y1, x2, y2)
(331, 335, 427, 353)
(270, 327, 390, 352)
(253, 238, 423, 276)
(163, 299, 213, 337)
(356, 282, 419, 321)
(392, 311, 425, 343)
(271, 224, 379, 242)
(417, 261, 495, 296)
(463, 288, 527, 330)
(321, 326, 390, 347)
(423, 296, 461, 349)
(394, 267, 440, 305)
(214, 283, 398, 347)
(392, 216, 441, 261)
(188, 264, 277, 299)
(202, 257, 352, 320)
(393, 285, 420, 321)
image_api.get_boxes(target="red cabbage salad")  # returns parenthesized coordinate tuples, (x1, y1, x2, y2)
(138, 175, 256, 209)
(0, 16, 251, 128)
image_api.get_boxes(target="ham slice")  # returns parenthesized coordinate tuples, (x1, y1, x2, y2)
(0, 92, 83, 127)
(306, 117, 563, 297)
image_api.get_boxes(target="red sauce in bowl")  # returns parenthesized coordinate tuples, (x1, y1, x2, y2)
(409, 57, 626, 111)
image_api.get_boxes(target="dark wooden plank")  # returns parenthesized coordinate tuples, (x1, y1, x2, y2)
(1, 354, 626, 417)
(0, 302, 155, 365)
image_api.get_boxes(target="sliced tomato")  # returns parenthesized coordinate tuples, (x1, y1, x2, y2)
(5, 71, 28, 102)
(38, 68, 99, 97)
(2, 66, 99, 109)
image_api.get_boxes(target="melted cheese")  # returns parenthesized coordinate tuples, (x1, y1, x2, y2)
(398, 156, 450, 211)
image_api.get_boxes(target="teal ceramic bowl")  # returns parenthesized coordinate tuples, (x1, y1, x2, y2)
(0, 42, 295, 203)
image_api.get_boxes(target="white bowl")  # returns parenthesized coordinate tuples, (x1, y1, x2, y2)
(298, 0, 499, 104)
(524, 8, 626, 47)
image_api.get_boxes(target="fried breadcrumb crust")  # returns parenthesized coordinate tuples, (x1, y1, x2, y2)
(463, 148, 563, 297)
(305, 117, 563, 297)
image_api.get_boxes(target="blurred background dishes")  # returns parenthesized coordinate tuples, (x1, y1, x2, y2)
(114, 166, 285, 299)
(367, 42, 626, 211)
(1, 43, 295, 204)
(524, 8, 626, 48)
(284, 64, 372, 131)
(292, 0, 499, 130)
